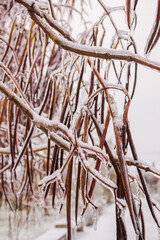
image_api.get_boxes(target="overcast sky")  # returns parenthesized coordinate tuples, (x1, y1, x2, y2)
(128, 0, 160, 168)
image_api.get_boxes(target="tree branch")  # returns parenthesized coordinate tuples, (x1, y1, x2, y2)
(15, 0, 160, 72)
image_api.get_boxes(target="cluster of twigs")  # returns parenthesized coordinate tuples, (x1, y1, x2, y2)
(0, 0, 160, 239)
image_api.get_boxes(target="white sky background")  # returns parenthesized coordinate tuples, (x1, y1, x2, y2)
(129, 0, 160, 168)
(71, 0, 160, 169)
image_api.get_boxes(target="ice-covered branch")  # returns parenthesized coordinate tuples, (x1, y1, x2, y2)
(38, 145, 117, 191)
(0, 83, 159, 179)
(125, 157, 160, 178)
(0, 82, 109, 163)
(0, 81, 69, 151)
(38, 146, 76, 187)
(15, 0, 160, 72)
(77, 146, 117, 190)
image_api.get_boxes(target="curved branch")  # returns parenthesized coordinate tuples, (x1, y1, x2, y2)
(0, 82, 110, 164)
(15, 0, 160, 72)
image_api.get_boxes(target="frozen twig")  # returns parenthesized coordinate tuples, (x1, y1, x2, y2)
(15, 0, 160, 72)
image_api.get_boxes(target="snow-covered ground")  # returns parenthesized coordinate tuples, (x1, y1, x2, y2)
(35, 229, 66, 240)
(1, 198, 159, 240)
(77, 202, 159, 240)
(34, 200, 159, 240)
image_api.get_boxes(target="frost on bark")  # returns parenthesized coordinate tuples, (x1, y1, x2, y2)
(0, 0, 160, 239)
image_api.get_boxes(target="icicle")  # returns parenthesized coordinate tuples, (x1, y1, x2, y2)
(92, 207, 98, 231)
(57, 176, 65, 200)
(79, 54, 83, 65)
(83, 56, 87, 73)
(48, 130, 51, 140)
(158, 227, 160, 240)
(135, 179, 140, 200)
(90, 58, 95, 73)
(58, 194, 65, 213)
(58, 178, 66, 213)
(61, 49, 65, 76)
(105, 162, 112, 179)
(100, 59, 103, 70)
(14, 209, 19, 240)
(39, 182, 47, 207)
(9, 212, 12, 239)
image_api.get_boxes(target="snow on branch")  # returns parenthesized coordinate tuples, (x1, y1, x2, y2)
(77, 146, 117, 190)
(125, 157, 160, 178)
(0, 81, 111, 165)
(1, 81, 160, 179)
(15, 0, 160, 72)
